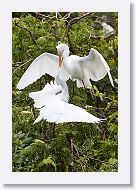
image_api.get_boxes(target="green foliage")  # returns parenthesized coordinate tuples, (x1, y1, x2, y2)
(12, 12, 118, 172)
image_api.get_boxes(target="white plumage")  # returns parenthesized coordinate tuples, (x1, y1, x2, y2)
(101, 22, 115, 38)
(17, 53, 69, 89)
(29, 82, 62, 108)
(35, 101, 101, 124)
(30, 68, 103, 124)
(17, 44, 114, 90)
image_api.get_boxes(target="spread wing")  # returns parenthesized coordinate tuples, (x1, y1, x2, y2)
(17, 53, 70, 89)
(34, 101, 102, 124)
(29, 81, 62, 108)
(79, 48, 114, 87)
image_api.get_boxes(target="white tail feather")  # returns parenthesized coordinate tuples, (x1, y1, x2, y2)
(76, 79, 84, 88)
(33, 115, 43, 124)
(108, 71, 114, 87)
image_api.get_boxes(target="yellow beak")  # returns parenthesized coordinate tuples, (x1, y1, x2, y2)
(59, 53, 63, 67)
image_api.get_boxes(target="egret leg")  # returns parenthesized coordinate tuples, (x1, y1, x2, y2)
(81, 80, 86, 90)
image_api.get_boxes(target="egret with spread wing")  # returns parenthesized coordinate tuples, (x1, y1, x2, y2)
(17, 43, 114, 90)
(29, 68, 103, 124)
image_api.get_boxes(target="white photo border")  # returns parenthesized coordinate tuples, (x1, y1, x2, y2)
(0, 0, 130, 184)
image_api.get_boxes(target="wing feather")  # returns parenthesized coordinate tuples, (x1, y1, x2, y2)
(79, 48, 114, 87)
(17, 53, 69, 89)
(35, 101, 102, 124)
(29, 82, 62, 108)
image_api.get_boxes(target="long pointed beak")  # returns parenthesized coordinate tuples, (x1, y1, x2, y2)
(59, 53, 63, 67)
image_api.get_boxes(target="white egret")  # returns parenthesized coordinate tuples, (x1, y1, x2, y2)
(29, 68, 103, 124)
(101, 22, 115, 38)
(17, 44, 114, 90)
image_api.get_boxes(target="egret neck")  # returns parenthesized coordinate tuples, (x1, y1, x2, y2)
(55, 68, 69, 102)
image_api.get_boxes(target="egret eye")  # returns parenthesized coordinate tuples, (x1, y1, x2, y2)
(55, 90, 62, 95)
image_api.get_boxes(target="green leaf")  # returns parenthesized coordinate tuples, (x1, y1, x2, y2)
(38, 156, 57, 171)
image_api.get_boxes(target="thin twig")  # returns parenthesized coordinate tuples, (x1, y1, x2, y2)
(57, 12, 63, 19)
(70, 138, 74, 156)
(73, 143, 79, 158)
(70, 138, 79, 158)
(13, 59, 32, 74)
(69, 12, 92, 25)
(15, 21, 37, 44)
(62, 12, 72, 20)
(85, 105, 104, 110)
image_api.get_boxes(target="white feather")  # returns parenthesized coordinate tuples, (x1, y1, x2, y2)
(76, 79, 84, 88)
(56, 44, 114, 89)
(38, 100, 101, 124)
(17, 53, 69, 89)
(102, 22, 115, 38)
(31, 68, 103, 124)
(17, 44, 114, 90)
(33, 115, 42, 124)
(29, 82, 62, 108)
(107, 71, 114, 87)
(78, 48, 114, 87)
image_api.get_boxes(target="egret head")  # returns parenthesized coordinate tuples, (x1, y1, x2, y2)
(56, 44, 69, 67)
(56, 43, 69, 54)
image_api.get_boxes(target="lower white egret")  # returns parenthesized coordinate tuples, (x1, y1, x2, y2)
(29, 68, 103, 124)
(17, 44, 114, 90)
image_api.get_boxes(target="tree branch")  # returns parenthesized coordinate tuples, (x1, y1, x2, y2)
(13, 59, 32, 74)
(69, 12, 92, 25)
(15, 21, 37, 44)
